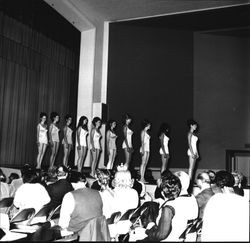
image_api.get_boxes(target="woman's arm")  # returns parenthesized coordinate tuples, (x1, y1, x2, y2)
(141, 130, 145, 154)
(76, 127, 81, 149)
(63, 126, 68, 147)
(187, 132, 195, 157)
(37, 124, 40, 144)
(90, 128, 95, 151)
(123, 126, 129, 148)
(144, 205, 175, 241)
(159, 133, 167, 155)
(49, 124, 53, 145)
(106, 130, 110, 153)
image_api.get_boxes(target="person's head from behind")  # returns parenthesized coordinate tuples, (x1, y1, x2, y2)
(21, 164, 32, 178)
(215, 170, 235, 191)
(231, 171, 244, 187)
(8, 173, 20, 184)
(69, 171, 87, 189)
(95, 169, 111, 190)
(47, 166, 58, 183)
(196, 172, 211, 189)
(161, 173, 182, 201)
(56, 165, 69, 179)
(22, 168, 39, 184)
(206, 170, 216, 184)
(174, 171, 190, 195)
(112, 167, 134, 189)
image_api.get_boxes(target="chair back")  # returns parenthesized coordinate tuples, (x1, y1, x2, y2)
(106, 211, 121, 225)
(29, 204, 54, 225)
(0, 197, 14, 208)
(119, 208, 135, 221)
(48, 204, 61, 221)
(10, 208, 35, 223)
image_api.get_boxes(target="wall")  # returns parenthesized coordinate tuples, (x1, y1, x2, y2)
(107, 24, 193, 168)
(193, 33, 249, 170)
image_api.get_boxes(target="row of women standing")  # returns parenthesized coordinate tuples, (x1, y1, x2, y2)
(37, 112, 199, 181)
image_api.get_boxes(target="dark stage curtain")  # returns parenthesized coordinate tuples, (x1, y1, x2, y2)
(0, 12, 79, 168)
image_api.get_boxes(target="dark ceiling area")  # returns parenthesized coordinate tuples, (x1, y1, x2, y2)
(0, 0, 80, 52)
(116, 4, 250, 37)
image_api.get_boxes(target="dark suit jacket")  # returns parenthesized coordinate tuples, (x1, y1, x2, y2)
(46, 178, 73, 208)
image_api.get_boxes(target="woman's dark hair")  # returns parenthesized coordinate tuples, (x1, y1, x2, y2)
(92, 117, 102, 127)
(50, 112, 59, 122)
(141, 119, 151, 130)
(215, 170, 235, 188)
(107, 119, 116, 132)
(69, 171, 86, 183)
(40, 112, 47, 119)
(77, 116, 88, 131)
(158, 122, 170, 137)
(123, 114, 132, 125)
(161, 173, 182, 200)
(187, 119, 198, 127)
(65, 114, 72, 122)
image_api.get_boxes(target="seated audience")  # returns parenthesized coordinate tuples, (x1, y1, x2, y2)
(195, 172, 214, 219)
(232, 171, 244, 196)
(201, 170, 249, 242)
(46, 165, 74, 208)
(206, 170, 216, 185)
(13, 167, 50, 213)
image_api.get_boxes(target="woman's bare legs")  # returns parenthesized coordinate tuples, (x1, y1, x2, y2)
(161, 154, 169, 173)
(140, 152, 149, 182)
(90, 149, 100, 177)
(188, 156, 196, 179)
(63, 144, 72, 167)
(50, 142, 59, 168)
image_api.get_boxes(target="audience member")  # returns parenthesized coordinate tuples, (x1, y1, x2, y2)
(46, 165, 73, 208)
(211, 170, 235, 194)
(111, 166, 139, 215)
(138, 172, 181, 241)
(154, 169, 173, 200)
(201, 170, 249, 241)
(46, 166, 59, 185)
(232, 171, 244, 196)
(57, 187, 110, 241)
(9, 164, 31, 196)
(94, 169, 115, 219)
(195, 172, 214, 219)
(159, 171, 198, 241)
(0, 169, 10, 213)
(13, 167, 50, 213)
(8, 173, 19, 184)
(68, 170, 87, 190)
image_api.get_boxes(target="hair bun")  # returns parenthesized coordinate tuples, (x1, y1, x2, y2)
(117, 163, 128, 171)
